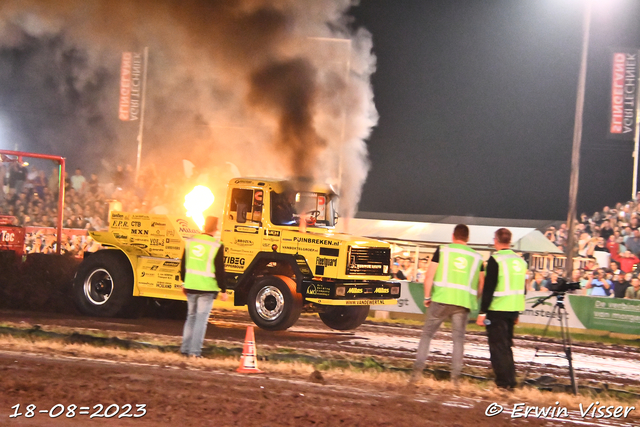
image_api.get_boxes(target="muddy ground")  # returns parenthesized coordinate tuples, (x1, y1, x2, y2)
(0, 348, 566, 427)
(1, 310, 640, 426)
(1, 307, 639, 391)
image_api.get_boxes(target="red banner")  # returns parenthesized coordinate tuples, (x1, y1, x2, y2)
(119, 52, 132, 121)
(0, 225, 25, 257)
(609, 50, 638, 140)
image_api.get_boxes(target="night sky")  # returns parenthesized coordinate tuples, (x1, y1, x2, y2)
(3, 1, 640, 222)
(352, 0, 640, 220)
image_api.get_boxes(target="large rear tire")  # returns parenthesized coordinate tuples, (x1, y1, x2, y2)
(247, 275, 302, 331)
(319, 306, 370, 330)
(73, 250, 137, 317)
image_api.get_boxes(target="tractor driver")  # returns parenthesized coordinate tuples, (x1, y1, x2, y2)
(271, 191, 297, 225)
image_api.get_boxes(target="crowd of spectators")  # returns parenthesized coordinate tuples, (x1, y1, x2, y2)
(1, 161, 185, 256)
(390, 195, 640, 300)
(537, 194, 640, 299)
(390, 257, 433, 283)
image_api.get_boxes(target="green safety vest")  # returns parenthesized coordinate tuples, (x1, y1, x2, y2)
(488, 249, 526, 312)
(184, 234, 221, 292)
(432, 243, 483, 310)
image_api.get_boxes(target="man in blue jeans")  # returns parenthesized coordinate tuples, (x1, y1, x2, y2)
(180, 216, 228, 358)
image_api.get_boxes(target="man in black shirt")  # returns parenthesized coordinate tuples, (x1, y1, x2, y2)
(477, 228, 527, 389)
(613, 272, 632, 299)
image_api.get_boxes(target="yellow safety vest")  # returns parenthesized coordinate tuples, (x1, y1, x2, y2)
(184, 234, 221, 292)
(488, 250, 526, 312)
(432, 243, 483, 310)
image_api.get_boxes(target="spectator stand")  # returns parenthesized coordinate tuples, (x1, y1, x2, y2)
(1, 150, 65, 254)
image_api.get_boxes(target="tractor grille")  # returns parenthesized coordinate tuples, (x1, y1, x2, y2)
(346, 247, 390, 276)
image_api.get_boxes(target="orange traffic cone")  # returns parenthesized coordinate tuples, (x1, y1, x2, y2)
(237, 326, 263, 373)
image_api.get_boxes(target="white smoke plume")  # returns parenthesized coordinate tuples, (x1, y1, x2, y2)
(0, 0, 377, 218)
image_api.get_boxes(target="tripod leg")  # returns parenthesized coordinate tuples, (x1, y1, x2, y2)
(559, 307, 578, 395)
(522, 304, 559, 384)
(542, 303, 558, 337)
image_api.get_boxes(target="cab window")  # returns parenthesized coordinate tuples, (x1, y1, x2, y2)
(230, 189, 254, 223)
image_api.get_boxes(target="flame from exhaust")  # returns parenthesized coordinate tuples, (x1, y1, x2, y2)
(184, 185, 214, 230)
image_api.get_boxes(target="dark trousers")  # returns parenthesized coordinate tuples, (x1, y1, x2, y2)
(486, 313, 516, 388)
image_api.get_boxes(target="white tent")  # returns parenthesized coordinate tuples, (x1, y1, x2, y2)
(344, 218, 563, 254)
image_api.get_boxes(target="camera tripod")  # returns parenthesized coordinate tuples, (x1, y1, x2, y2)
(523, 292, 578, 395)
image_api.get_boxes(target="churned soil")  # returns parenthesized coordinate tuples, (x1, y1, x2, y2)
(0, 350, 551, 427)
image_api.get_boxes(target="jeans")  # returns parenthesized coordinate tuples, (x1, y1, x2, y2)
(412, 301, 469, 380)
(486, 313, 516, 388)
(181, 292, 217, 356)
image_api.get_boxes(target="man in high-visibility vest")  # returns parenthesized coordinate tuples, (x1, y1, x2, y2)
(180, 216, 228, 358)
(477, 228, 527, 389)
(410, 224, 484, 385)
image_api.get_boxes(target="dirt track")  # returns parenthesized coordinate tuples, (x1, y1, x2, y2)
(0, 349, 559, 427)
(1, 308, 639, 390)
(1, 309, 640, 426)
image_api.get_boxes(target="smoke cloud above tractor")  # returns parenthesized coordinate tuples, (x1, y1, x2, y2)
(0, 0, 377, 217)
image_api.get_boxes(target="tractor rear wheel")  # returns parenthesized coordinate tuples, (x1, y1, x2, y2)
(73, 250, 137, 317)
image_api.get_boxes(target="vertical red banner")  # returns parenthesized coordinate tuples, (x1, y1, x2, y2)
(608, 50, 638, 140)
(119, 52, 132, 121)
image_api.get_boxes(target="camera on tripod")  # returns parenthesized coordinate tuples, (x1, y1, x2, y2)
(526, 275, 579, 394)
(548, 277, 581, 293)
(532, 277, 580, 309)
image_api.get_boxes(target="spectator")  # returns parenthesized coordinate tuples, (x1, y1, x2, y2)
(592, 237, 609, 253)
(580, 213, 591, 233)
(599, 220, 614, 241)
(578, 233, 596, 257)
(401, 258, 415, 282)
(557, 223, 568, 241)
(70, 168, 86, 193)
(614, 272, 632, 299)
(391, 261, 407, 280)
(626, 228, 640, 256)
(528, 272, 549, 292)
(606, 235, 621, 257)
(16, 163, 28, 194)
(31, 169, 46, 197)
(610, 260, 622, 276)
(585, 269, 612, 297)
(415, 259, 428, 283)
(47, 167, 60, 196)
(592, 211, 602, 225)
(590, 236, 611, 268)
(625, 277, 640, 299)
(544, 227, 556, 242)
(547, 272, 560, 289)
(580, 270, 593, 290)
(618, 250, 639, 273)
(570, 269, 582, 285)
(66, 235, 82, 257)
(88, 173, 100, 194)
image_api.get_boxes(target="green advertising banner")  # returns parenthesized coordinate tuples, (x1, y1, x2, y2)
(377, 281, 426, 314)
(378, 285, 640, 336)
(569, 295, 640, 335)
